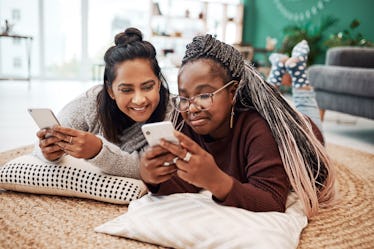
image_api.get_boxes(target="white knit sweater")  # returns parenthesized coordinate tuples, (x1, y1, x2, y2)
(34, 85, 172, 179)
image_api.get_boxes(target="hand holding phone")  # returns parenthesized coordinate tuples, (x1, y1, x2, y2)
(28, 108, 65, 161)
(141, 121, 178, 146)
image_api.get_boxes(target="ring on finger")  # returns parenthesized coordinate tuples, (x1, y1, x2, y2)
(69, 136, 73, 144)
(163, 157, 179, 167)
(163, 161, 172, 166)
(183, 152, 192, 162)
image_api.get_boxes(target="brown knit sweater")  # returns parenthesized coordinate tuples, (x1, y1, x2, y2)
(149, 109, 307, 212)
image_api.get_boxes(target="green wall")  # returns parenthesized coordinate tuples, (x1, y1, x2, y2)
(242, 0, 374, 64)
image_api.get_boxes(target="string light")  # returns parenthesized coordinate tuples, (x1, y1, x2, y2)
(273, 0, 332, 21)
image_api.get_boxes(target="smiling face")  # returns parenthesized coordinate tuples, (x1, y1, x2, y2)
(107, 58, 160, 122)
(178, 59, 236, 139)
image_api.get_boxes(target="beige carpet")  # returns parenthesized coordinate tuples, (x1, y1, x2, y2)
(0, 144, 373, 249)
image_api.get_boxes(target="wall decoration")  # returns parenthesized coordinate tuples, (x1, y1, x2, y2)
(273, 0, 332, 21)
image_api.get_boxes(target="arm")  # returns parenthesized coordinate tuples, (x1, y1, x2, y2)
(33, 86, 101, 162)
(87, 135, 141, 178)
(33, 86, 143, 178)
(215, 116, 289, 212)
(158, 114, 289, 212)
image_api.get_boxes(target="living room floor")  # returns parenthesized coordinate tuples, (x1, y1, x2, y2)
(0, 80, 373, 154)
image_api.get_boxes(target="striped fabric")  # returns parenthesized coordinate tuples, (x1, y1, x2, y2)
(95, 192, 307, 249)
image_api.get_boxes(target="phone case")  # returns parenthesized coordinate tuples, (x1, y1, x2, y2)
(141, 121, 178, 146)
(28, 108, 60, 129)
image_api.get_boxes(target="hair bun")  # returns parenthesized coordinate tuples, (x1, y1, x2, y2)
(114, 27, 143, 46)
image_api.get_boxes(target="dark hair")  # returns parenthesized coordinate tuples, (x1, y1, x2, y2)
(97, 27, 169, 144)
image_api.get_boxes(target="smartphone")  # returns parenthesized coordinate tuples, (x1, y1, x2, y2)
(27, 108, 60, 129)
(141, 121, 178, 146)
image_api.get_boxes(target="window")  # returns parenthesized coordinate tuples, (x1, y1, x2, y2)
(0, 0, 38, 79)
(13, 57, 22, 68)
(12, 9, 21, 21)
(87, 0, 150, 64)
(43, 0, 81, 79)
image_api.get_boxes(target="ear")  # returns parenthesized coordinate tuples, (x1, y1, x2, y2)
(230, 82, 239, 103)
(106, 83, 115, 100)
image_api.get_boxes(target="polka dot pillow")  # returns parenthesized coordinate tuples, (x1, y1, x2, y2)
(0, 154, 147, 204)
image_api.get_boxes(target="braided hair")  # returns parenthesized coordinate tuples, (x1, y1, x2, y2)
(97, 27, 169, 144)
(180, 34, 335, 218)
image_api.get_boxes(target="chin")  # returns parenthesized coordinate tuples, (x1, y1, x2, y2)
(128, 112, 152, 122)
(189, 125, 211, 135)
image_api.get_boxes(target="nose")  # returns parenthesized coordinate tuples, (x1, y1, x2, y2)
(132, 91, 146, 105)
(187, 102, 200, 113)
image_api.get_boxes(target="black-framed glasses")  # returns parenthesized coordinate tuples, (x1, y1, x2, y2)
(172, 80, 237, 112)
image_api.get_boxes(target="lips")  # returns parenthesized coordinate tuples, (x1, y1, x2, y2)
(132, 106, 146, 111)
(188, 115, 209, 127)
(129, 105, 148, 113)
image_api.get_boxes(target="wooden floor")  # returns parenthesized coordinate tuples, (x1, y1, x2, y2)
(0, 80, 373, 154)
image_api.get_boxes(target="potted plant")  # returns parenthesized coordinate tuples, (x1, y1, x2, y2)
(279, 16, 338, 66)
(324, 19, 374, 48)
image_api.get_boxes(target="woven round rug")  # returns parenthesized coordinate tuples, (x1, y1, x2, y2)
(297, 144, 374, 249)
(0, 143, 373, 249)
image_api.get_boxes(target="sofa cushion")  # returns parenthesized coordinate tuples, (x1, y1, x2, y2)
(326, 47, 374, 68)
(314, 91, 374, 119)
(308, 65, 374, 98)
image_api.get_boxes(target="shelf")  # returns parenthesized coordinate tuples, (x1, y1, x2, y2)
(149, 0, 243, 66)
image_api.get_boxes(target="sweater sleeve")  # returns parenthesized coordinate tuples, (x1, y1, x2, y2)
(56, 86, 101, 132)
(213, 115, 290, 212)
(33, 86, 100, 161)
(146, 175, 201, 195)
(32, 86, 142, 178)
(87, 135, 141, 178)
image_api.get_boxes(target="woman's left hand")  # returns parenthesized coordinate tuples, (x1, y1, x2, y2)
(159, 131, 233, 199)
(51, 125, 103, 159)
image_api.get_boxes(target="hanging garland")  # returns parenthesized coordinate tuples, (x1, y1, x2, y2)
(273, 0, 332, 21)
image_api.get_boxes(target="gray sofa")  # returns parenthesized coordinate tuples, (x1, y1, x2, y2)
(308, 47, 374, 120)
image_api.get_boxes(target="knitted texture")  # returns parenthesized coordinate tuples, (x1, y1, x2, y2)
(33, 85, 146, 179)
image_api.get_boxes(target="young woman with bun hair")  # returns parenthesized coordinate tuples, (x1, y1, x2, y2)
(35, 27, 171, 178)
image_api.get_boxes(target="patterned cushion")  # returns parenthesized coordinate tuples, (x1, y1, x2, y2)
(0, 154, 146, 204)
(95, 192, 308, 248)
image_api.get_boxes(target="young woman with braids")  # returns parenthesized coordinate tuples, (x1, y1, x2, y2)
(140, 36, 335, 218)
(35, 27, 171, 178)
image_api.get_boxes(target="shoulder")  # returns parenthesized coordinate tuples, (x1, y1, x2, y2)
(62, 85, 101, 110)
(236, 109, 270, 132)
(57, 85, 102, 127)
(234, 109, 278, 149)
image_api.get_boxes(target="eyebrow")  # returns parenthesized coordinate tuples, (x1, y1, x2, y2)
(117, 80, 155, 87)
(179, 83, 216, 94)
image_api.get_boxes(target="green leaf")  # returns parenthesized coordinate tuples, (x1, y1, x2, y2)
(350, 19, 360, 29)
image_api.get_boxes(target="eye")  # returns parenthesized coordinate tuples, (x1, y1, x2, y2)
(119, 88, 133, 93)
(199, 94, 211, 100)
(142, 84, 155, 91)
(178, 97, 189, 103)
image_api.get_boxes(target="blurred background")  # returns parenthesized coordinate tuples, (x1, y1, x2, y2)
(0, 0, 373, 153)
